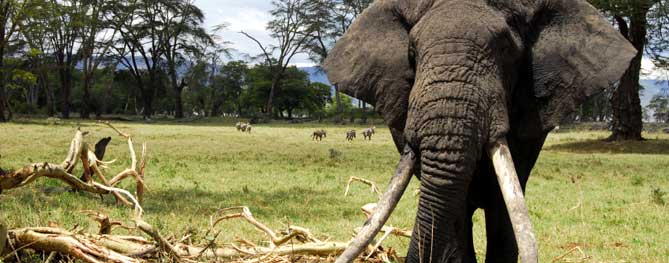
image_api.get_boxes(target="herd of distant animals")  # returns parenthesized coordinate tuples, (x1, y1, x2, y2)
(234, 121, 375, 141)
(319, 126, 376, 141)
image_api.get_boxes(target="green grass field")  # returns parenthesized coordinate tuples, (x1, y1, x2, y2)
(1, 118, 668, 262)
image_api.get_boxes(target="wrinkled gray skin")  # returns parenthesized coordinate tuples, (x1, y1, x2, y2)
(324, 0, 635, 262)
(362, 127, 375, 140)
(346, 130, 356, 141)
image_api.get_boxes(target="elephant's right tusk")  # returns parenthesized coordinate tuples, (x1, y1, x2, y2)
(489, 138, 539, 263)
(335, 145, 416, 263)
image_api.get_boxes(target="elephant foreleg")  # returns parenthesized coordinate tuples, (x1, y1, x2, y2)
(484, 197, 518, 263)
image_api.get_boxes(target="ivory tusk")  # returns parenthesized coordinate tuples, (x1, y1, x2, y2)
(488, 138, 539, 263)
(335, 145, 416, 263)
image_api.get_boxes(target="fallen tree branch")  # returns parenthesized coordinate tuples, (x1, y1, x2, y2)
(5, 204, 407, 262)
(0, 124, 147, 208)
(344, 176, 382, 197)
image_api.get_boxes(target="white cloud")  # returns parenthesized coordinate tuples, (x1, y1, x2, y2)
(642, 57, 669, 80)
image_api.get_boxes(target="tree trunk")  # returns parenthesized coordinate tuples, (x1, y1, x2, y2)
(266, 76, 280, 116)
(81, 73, 93, 119)
(59, 67, 71, 119)
(334, 84, 342, 124)
(0, 85, 6, 122)
(0, 31, 6, 122)
(141, 89, 153, 119)
(173, 74, 184, 119)
(609, 14, 646, 141)
(45, 74, 54, 117)
(174, 88, 184, 119)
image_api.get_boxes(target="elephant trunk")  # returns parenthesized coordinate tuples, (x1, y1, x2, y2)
(488, 138, 538, 263)
(335, 145, 416, 263)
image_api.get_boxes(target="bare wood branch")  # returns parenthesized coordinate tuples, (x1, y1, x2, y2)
(344, 176, 381, 197)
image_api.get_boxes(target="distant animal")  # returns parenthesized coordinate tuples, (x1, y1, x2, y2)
(312, 129, 327, 141)
(346, 130, 356, 141)
(235, 122, 252, 133)
(362, 127, 376, 140)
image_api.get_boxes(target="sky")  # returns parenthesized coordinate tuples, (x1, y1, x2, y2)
(193, 0, 315, 67)
(193, 0, 668, 79)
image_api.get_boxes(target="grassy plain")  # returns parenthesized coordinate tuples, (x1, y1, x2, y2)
(0, 118, 668, 262)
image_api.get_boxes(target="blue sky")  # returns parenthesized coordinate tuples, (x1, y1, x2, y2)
(193, 0, 315, 67)
(193, 0, 668, 79)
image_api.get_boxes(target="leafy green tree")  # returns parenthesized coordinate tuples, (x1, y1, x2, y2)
(648, 94, 669, 122)
(219, 61, 248, 116)
(0, 0, 30, 121)
(160, 0, 211, 119)
(112, 0, 167, 119)
(77, 0, 118, 119)
(241, 0, 311, 116)
(21, 0, 55, 116)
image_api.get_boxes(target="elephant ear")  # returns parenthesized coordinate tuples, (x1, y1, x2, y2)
(323, 0, 414, 151)
(527, 0, 636, 131)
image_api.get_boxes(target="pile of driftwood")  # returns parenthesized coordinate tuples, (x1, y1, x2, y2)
(0, 123, 410, 262)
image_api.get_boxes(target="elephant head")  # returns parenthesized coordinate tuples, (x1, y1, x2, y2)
(324, 0, 636, 262)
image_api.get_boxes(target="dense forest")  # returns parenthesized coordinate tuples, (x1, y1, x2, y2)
(0, 0, 373, 122)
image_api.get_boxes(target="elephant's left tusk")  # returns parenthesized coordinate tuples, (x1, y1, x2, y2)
(489, 138, 539, 263)
(335, 145, 416, 263)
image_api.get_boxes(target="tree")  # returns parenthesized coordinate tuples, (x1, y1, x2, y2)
(271, 66, 327, 119)
(112, 0, 167, 119)
(41, 0, 84, 119)
(160, 0, 211, 119)
(647, 94, 669, 122)
(77, 0, 117, 119)
(20, 0, 56, 116)
(590, 0, 669, 140)
(300, 0, 372, 123)
(241, 0, 310, 116)
(219, 61, 247, 116)
(0, 0, 29, 122)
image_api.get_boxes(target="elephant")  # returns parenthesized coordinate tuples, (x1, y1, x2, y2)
(323, 0, 636, 262)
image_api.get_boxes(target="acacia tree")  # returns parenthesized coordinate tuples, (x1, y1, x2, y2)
(241, 0, 310, 117)
(591, 0, 669, 140)
(77, 0, 118, 119)
(112, 0, 167, 119)
(160, 0, 211, 119)
(20, 0, 56, 116)
(0, 0, 29, 122)
(42, 0, 83, 119)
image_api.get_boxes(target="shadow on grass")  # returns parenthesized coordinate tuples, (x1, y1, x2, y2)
(545, 138, 669, 154)
(142, 186, 356, 219)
